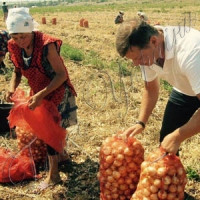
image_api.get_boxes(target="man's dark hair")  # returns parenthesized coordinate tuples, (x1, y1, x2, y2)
(116, 18, 159, 57)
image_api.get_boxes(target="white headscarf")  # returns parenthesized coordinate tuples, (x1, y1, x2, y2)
(6, 7, 39, 34)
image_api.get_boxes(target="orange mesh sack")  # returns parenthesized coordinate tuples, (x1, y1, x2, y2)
(0, 147, 36, 183)
(8, 88, 67, 153)
(15, 126, 47, 164)
(131, 147, 187, 200)
(98, 133, 144, 200)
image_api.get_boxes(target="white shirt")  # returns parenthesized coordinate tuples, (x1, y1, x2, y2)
(140, 26, 200, 96)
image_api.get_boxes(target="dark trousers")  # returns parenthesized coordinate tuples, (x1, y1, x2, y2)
(160, 89, 200, 142)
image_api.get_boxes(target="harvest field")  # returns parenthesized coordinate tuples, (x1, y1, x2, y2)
(0, 0, 200, 199)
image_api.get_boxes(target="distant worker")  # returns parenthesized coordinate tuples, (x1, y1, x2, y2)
(2, 2, 8, 21)
(115, 11, 124, 24)
(137, 11, 148, 22)
(0, 30, 10, 74)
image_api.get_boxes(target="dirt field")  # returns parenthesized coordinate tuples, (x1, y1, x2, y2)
(0, 2, 199, 199)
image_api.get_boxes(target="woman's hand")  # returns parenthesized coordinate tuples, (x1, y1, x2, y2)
(28, 92, 43, 110)
(4, 91, 14, 103)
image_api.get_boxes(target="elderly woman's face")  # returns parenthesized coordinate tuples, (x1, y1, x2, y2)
(10, 33, 33, 49)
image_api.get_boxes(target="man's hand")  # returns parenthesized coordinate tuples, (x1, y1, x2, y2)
(161, 131, 181, 154)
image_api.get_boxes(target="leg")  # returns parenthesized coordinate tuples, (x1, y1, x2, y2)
(160, 89, 200, 142)
(42, 145, 61, 185)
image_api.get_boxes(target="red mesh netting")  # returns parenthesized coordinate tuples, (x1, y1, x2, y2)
(0, 147, 36, 183)
(8, 88, 67, 153)
(98, 132, 144, 200)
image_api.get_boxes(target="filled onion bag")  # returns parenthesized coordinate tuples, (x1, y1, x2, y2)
(8, 88, 66, 153)
(131, 147, 187, 200)
(15, 126, 47, 164)
(98, 132, 144, 200)
(0, 147, 36, 183)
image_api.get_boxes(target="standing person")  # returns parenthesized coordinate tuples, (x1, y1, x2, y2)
(0, 29, 10, 73)
(114, 11, 124, 24)
(2, 2, 8, 21)
(5, 7, 78, 191)
(115, 18, 200, 155)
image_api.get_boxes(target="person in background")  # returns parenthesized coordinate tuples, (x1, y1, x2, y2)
(115, 18, 200, 156)
(115, 11, 124, 24)
(0, 30, 10, 74)
(5, 7, 78, 191)
(2, 2, 8, 21)
(137, 11, 148, 22)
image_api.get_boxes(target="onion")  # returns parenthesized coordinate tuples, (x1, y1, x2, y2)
(162, 175, 171, 185)
(168, 184, 177, 193)
(157, 167, 166, 177)
(107, 175, 115, 183)
(147, 166, 157, 176)
(118, 166, 127, 175)
(158, 190, 167, 199)
(105, 169, 113, 176)
(112, 171, 121, 180)
(149, 185, 159, 193)
(119, 184, 128, 191)
(105, 155, 114, 164)
(113, 160, 123, 167)
(167, 192, 176, 200)
(143, 188, 151, 197)
(153, 179, 161, 188)
(171, 176, 180, 185)
(125, 177, 132, 185)
(112, 182, 119, 188)
(141, 161, 149, 170)
(124, 147, 134, 156)
(177, 167, 184, 176)
(149, 193, 159, 200)
(116, 154, 124, 161)
(167, 166, 176, 176)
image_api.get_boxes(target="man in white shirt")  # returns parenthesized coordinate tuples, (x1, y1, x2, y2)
(115, 18, 200, 155)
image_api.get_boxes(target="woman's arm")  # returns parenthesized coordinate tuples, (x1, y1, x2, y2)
(28, 42, 67, 109)
(5, 67, 22, 102)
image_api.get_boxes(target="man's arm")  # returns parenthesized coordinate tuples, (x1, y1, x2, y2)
(123, 77, 160, 137)
(161, 93, 200, 154)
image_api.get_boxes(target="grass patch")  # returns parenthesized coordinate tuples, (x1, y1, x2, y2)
(61, 44, 85, 61)
(186, 167, 200, 181)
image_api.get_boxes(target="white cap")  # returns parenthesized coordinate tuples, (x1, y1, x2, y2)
(6, 7, 38, 34)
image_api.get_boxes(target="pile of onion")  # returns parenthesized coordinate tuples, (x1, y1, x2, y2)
(98, 133, 144, 200)
(131, 147, 187, 200)
(15, 126, 47, 164)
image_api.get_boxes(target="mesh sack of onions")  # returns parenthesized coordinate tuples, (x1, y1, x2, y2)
(98, 133, 144, 200)
(15, 126, 47, 164)
(131, 147, 187, 200)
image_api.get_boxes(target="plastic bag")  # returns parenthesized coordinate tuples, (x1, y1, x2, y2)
(131, 147, 187, 200)
(8, 88, 67, 153)
(98, 132, 144, 200)
(0, 147, 36, 183)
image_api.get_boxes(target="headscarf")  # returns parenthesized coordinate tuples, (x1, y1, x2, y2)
(6, 7, 39, 34)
